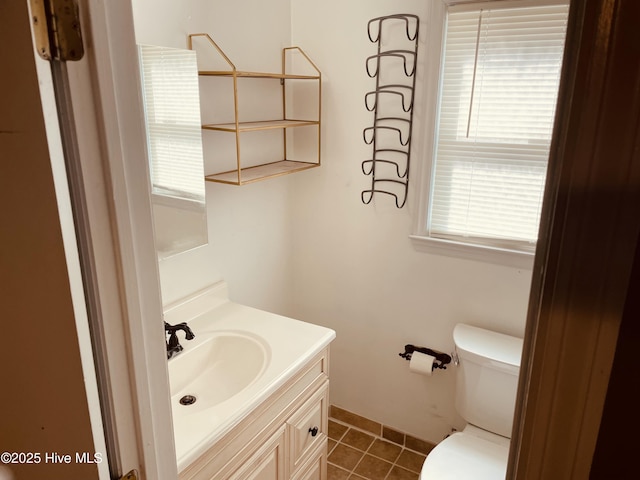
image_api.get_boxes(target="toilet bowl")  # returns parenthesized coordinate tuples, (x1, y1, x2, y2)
(419, 324, 522, 479)
(420, 425, 509, 480)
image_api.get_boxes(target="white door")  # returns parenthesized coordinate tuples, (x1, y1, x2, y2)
(1, 1, 177, 479)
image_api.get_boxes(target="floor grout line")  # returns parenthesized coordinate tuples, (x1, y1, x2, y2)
(328, 417, 432, 457)
(328, 417, 425, 480)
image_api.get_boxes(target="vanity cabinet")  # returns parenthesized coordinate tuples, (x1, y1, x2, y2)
(179, 348, 330, 480)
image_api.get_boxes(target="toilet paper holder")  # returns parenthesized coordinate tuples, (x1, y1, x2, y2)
(399, 344, 453, 370)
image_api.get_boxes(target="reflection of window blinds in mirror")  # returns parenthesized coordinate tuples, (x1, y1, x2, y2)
(139, 45, 205, 200)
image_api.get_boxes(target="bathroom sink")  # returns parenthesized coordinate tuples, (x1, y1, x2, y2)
(168, 331, 269, 412)
(163, 282, 336, 470)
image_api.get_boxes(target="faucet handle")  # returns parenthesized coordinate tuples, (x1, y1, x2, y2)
(164, 321, 195, 339)
(165, 322, 194, 360)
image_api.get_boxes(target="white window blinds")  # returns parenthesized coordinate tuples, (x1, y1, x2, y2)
(138, 45, 206, 200)
(429, 2, 568, 251)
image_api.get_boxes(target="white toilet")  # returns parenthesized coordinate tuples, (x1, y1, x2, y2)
(420, 323, 523, 479)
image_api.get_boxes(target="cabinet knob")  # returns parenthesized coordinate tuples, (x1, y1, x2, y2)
(308, 426, 319, 437)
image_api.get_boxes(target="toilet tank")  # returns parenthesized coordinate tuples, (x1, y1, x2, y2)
(453, 324, 523, 438)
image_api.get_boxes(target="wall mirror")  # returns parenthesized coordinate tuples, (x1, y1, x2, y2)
(138, 44, 208, 259)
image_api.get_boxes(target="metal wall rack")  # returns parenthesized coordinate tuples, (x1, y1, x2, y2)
(188, 33, 322, 185)
(361, 14, 419, 208)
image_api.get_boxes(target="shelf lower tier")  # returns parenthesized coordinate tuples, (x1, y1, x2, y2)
(205, 160, 320, 185)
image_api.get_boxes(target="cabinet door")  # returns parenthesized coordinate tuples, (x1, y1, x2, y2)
(291, 441, 327, 480)
(229, 425, 286, 480)
(287, 384, 328, 474)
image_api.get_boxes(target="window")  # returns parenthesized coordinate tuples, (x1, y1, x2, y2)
(413, 0, 569, 263)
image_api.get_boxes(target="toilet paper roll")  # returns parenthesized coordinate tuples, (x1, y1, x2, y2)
(409, 351, 435, 376)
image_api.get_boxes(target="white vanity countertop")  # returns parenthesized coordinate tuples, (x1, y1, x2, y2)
(164, 283, 336, 472)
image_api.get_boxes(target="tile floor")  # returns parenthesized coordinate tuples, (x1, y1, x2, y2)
(327, 418, 430, 480)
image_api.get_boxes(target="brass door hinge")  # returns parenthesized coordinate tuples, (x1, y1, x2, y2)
(30, 0, 84, 61)
(119, 470, 139, 480)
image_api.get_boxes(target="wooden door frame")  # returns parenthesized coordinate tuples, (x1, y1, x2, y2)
(72, 0, 179, 478)
(29, 0, 179, 478)
(1, 2, 107, 478)
(509, 0, 640, 477)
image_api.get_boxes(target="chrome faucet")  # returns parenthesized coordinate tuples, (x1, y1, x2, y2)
(164, 321, 195, 359)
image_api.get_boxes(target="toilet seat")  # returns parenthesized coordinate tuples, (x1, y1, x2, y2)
(419, 426, 510, 480)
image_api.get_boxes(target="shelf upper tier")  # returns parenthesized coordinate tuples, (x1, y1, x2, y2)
(202, 119, 319, 132)
(188, 34, 321, 81)
(198, 70, 320, 80)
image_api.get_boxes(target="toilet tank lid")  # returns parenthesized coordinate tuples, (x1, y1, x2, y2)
(454, 324, 523, 368)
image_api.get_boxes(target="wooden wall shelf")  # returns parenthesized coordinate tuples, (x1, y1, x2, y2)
(188, 33, 322, 186)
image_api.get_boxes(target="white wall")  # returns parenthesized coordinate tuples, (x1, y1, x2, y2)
(132, 0, 534, 445)
(289, 0, 534, 443)
(131, 0, 297, 313)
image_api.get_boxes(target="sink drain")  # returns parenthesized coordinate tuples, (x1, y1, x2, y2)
(179, 394, 197, 406)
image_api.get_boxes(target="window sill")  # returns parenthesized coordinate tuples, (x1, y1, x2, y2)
(409, 234, 535, 270)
